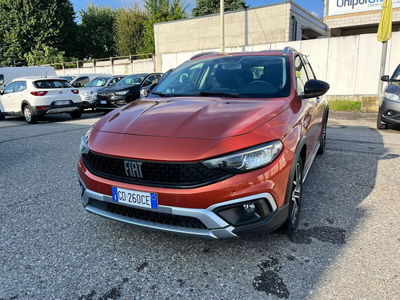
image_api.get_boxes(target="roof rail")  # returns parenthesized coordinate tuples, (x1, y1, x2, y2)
(284, 47, 298, 54)
(190, 52, 221, 60)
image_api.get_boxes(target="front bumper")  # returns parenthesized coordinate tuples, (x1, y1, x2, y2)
(96, 95, 127, 110)
(78, 178, 286, 239)
(380, 98, 400, 125)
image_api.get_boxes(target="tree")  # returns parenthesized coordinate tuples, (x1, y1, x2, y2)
(140, 0, 187, 54)
(78, 5, 117, 59)
(0, 0, 78, 66)
(114, 5, 147, 56)
(24, 44, 65, 66)
(192, 0, 246, 17)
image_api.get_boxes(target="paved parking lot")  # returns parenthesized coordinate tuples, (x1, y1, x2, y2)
(1, 112, 399, 299)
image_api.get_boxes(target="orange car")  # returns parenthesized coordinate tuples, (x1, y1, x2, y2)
(78, 48, 330, 238)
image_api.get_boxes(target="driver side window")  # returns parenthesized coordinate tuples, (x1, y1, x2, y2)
(295, 56, 309, 95)
(3, 82, 16, 94)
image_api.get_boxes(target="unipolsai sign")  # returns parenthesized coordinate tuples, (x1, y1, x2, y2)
(328, 0, 400, 16)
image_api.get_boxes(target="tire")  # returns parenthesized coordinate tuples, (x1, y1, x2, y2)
(317, 113, 328, 155)
(0, 110, 5, 121)
(23, 105, 37, 124)
(377, 113, 388, 130)
(70, 110, 82, 119)
(283, 159, 304, 236)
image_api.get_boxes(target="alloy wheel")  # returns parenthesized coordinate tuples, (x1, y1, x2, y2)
(290, 162, 302, 226)
(24, 107, 32, 123)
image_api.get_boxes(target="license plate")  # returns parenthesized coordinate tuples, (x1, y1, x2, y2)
(54, 100, 70, 106)
(112, 187, 158, 209)
(101, 100, 107, 104)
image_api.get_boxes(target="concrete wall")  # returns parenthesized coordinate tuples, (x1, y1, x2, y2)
(159, 32, 400, 98)
(55, 58, 155, 76)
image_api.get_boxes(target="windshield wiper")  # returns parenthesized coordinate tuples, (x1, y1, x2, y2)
(198, 91, 241, 98)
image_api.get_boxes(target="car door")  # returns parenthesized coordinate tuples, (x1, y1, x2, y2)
(1, 82, 18, 113)
(303, 56, 325, 140)
(12, 81, 28, 112)
(295, 56, 319, 157)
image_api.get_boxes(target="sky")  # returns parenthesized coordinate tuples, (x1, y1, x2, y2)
(71, 0, 324, 18)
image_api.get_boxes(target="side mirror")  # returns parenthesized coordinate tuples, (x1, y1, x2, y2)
(301, 79, 330, 99)
(381, 75, 390, 82)
(140, 88, 149, 98)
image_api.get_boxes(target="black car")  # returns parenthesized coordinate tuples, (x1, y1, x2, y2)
(96, 73, 162, 110)
(378, 64, 400, 129)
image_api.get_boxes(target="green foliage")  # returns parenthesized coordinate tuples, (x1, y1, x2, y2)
(328, 100, 362, 112)
(192, 0, 246, 17)
(114, 5, 147, 56)
(140, 0, 187, 54)
(24, 44, 65, 66)
(78, 5, 117, 59)
(0, 0, 78, 66)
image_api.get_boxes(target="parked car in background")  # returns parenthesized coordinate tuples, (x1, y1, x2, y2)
(70, 74, 109, 88)
(0, 77, 83, 124)
(78, 48, 330, 238)
(79, 75, 125, 109)
(0, 66, 57, 89)
(96, 73, 162, 110)
(378, 64, 400, 129)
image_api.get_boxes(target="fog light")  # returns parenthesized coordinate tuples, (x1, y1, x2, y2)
(243, 203, 256, 213)
(215, 199, 271, 226)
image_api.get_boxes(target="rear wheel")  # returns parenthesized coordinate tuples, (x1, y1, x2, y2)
(377, 113, 388, 130)
(23, 105, 37, 124)
(0, 110, 5, 120)
(283, 159, 303, 236)
(70, 110, 82, 119)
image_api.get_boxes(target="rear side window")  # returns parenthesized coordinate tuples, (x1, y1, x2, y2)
(14, 81, 27, 92)
(34, 80, 71, 89)
(73, 76, 89, 87)
(0, 74, 4, 86)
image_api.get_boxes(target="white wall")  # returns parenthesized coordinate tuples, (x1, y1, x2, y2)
(159, 32, 400, 96)
(56, 58, 155, 76)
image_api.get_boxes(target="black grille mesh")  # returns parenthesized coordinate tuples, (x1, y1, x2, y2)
(91, 199, 206, 229)
(83, 151, 230, 188)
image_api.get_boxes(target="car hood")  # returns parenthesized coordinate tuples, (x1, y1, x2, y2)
(79, 86, 105, 94)
(99, 84, 139, 94)
(94, 97, 289, 140)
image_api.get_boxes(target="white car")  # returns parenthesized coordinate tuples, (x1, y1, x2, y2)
(0, 77, 83, 124)
(79, 75, 125, 108)
(69, 73, 110, 88)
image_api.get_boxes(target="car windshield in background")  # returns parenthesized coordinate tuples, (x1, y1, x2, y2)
(87, 77, 110, 87)
(392, 65, 400, 80)
(34, 80, 72, 89)
(152, 55, 291, 98)
(61, 76, 75, 82)
(115, 74, 146, 86)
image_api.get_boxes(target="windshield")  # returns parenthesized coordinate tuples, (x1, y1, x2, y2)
(392, 65, 400, 80)
(115, 74, 146, 86)
(152, 55, 291, 98)
(34, 80, 72, 89)
(87, 77, 110, 87)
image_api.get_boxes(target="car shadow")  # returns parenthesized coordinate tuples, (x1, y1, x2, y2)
(86, 122, 399, 299)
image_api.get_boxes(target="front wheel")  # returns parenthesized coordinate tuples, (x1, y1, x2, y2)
(70, 110, 82, 119)
(376, 113, 388, 130)
(283, 159, 303, 236)
(23, 105, 37, 124)
(317, 114, 328, 155)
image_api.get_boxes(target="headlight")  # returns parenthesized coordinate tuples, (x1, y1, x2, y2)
(79, 127, 92, 156)
(202, 141, 283, 173)
(384, 92, 400, 102)
(115, 90, 128, 95)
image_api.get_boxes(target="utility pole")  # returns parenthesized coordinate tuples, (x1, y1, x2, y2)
(220, 0, 225, 52)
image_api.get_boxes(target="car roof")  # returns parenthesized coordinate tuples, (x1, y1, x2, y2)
(190, 48, 298, 61)
(10, 76, 69, 82)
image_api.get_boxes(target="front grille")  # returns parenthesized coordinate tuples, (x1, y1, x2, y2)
(82, 151, 231, 188)
(97, 93, 112, 100)
(91, 199, 207, 229)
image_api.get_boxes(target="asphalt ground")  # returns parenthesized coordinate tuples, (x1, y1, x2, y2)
(0, 111, 399, 299)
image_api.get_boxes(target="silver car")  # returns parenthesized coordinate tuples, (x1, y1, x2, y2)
(79, 76, 125, 108)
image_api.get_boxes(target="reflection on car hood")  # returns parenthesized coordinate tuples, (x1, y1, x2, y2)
(94, 97, 289, 139)
(79, 86, 105, 94)
(99, 84, 139, 94)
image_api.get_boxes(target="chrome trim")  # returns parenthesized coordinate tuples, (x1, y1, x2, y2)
(303, 141, 320, 183)
(79, 181, 277, 238)
(46, 107, 79, 114)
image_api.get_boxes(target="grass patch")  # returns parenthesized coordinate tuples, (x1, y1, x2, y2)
(328, 100, 361, 112)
